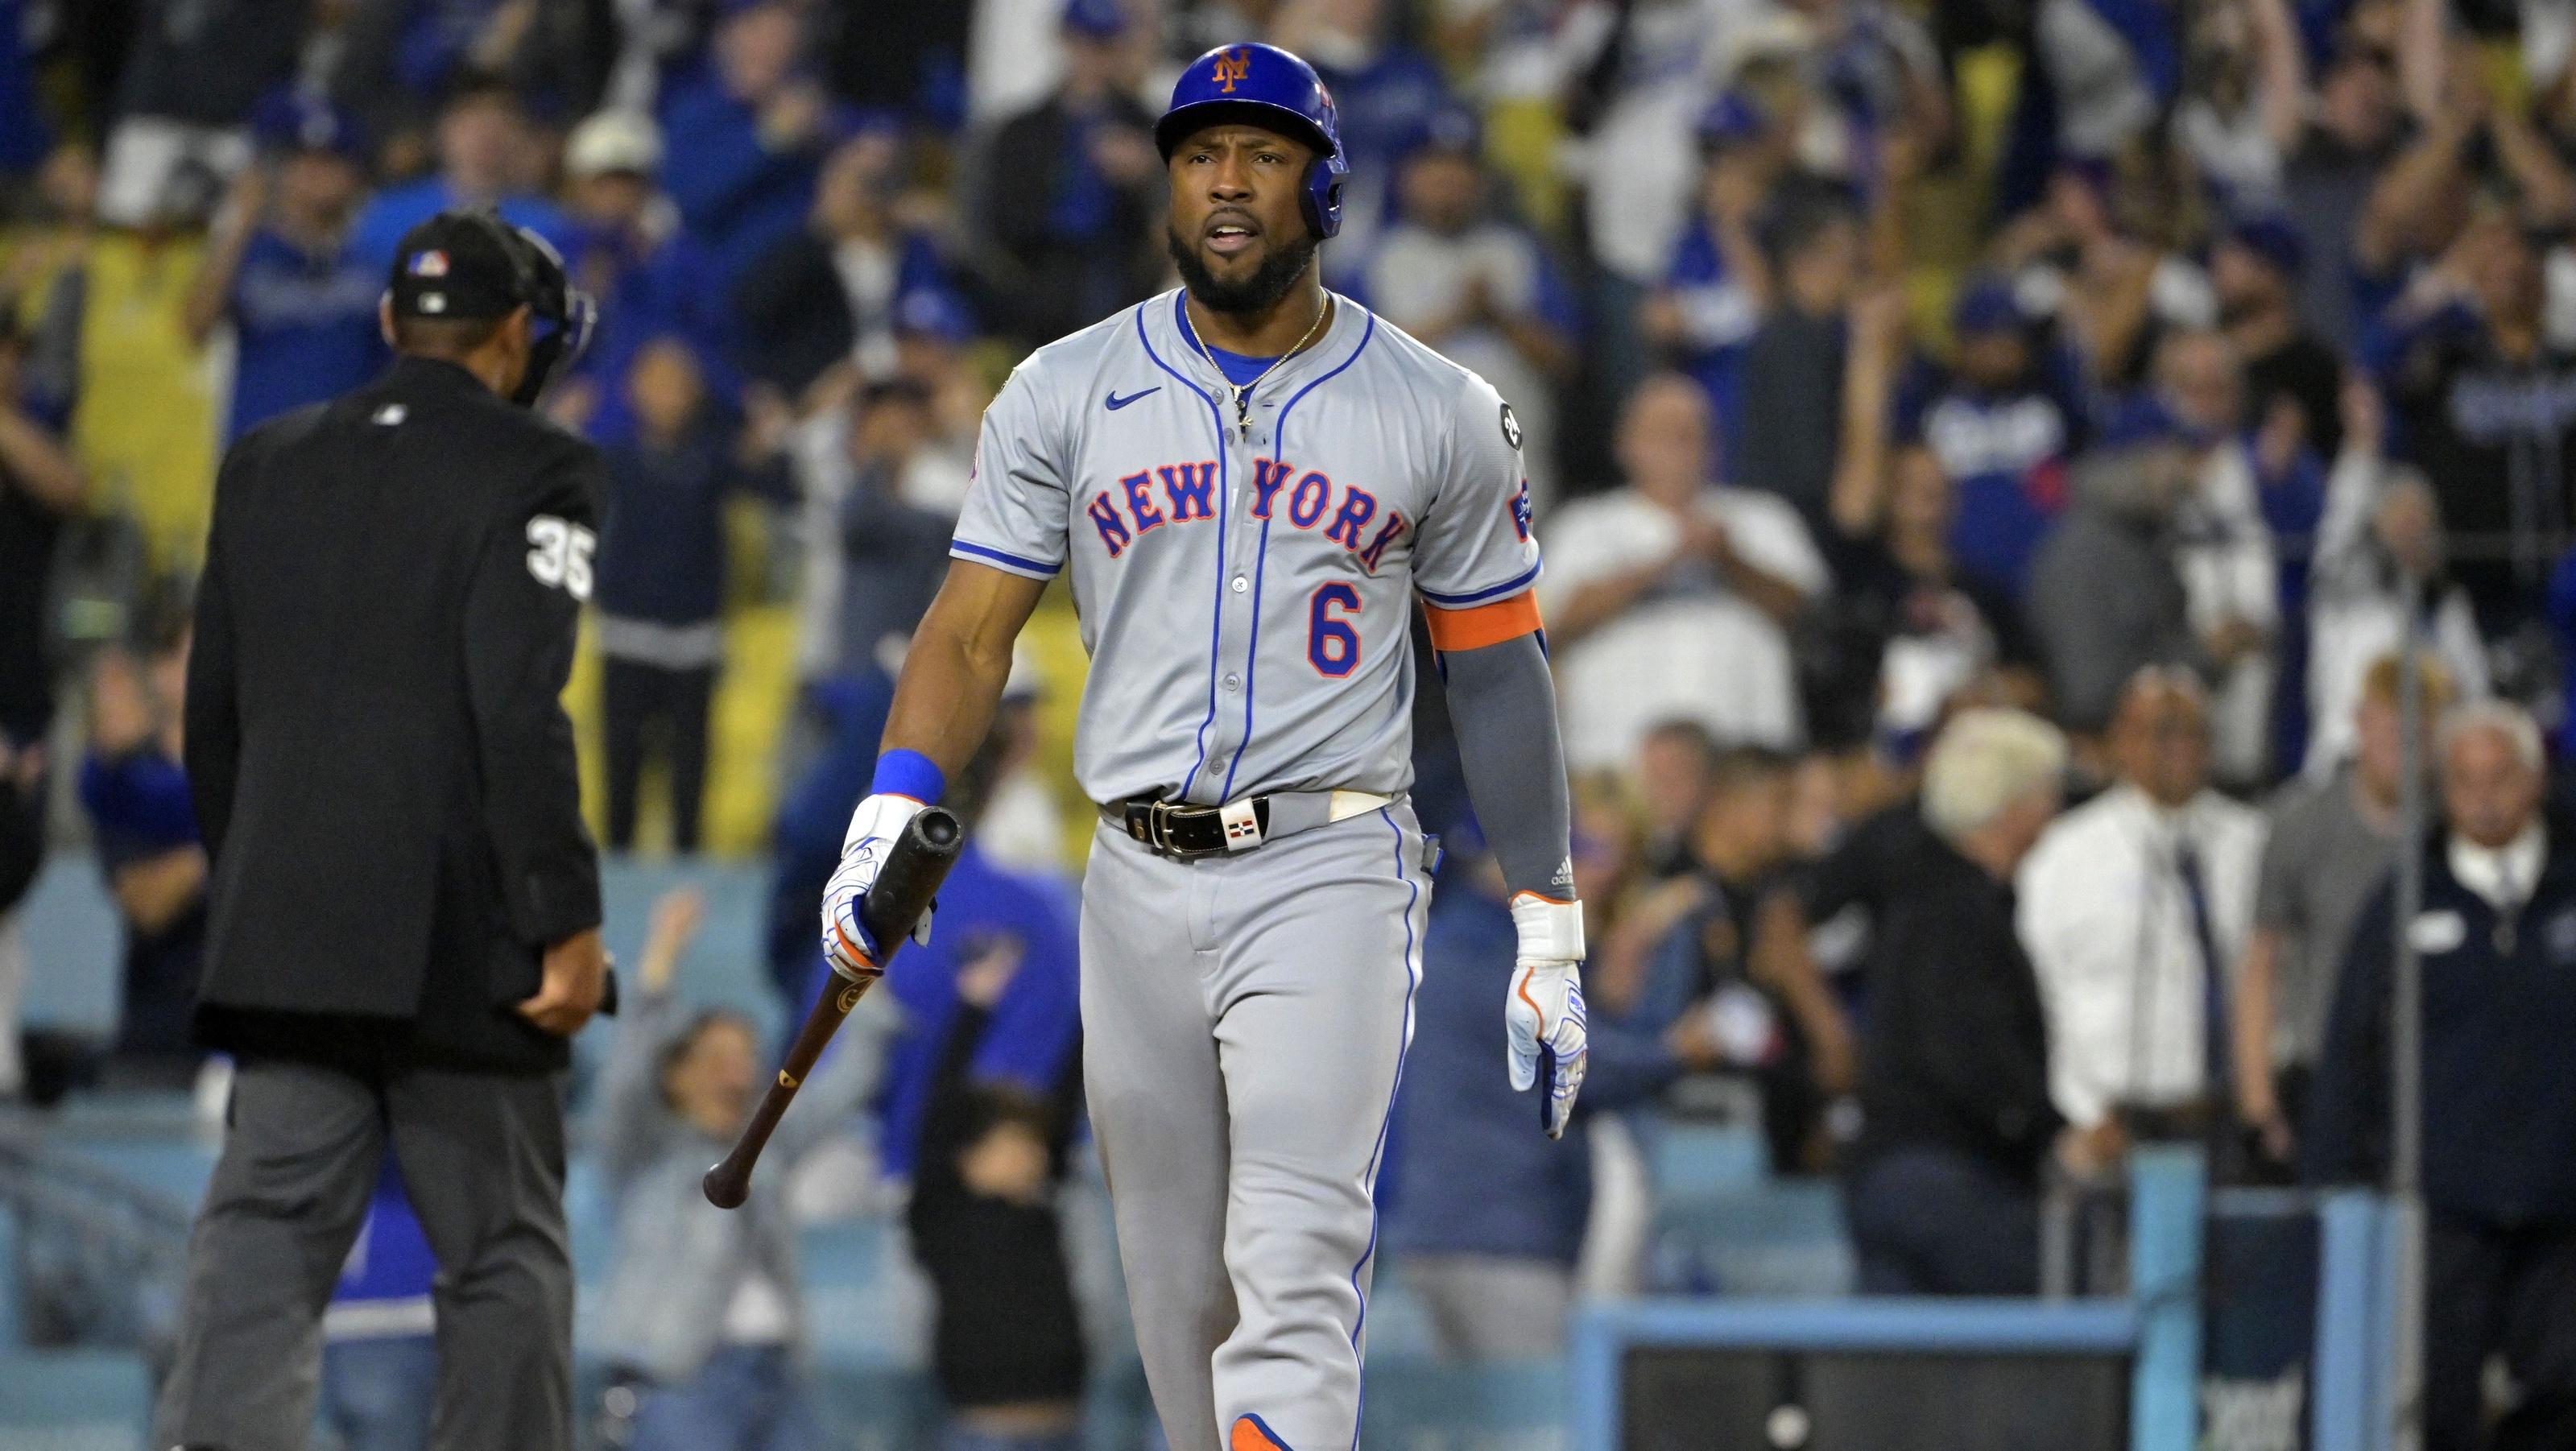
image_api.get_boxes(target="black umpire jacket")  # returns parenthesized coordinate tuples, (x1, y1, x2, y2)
(185, 355, 603, 1074)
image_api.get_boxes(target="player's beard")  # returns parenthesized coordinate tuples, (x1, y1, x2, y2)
(1168, 221, 1318, 316)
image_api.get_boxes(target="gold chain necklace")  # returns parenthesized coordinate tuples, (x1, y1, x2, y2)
(1185, 295, 1330, 441)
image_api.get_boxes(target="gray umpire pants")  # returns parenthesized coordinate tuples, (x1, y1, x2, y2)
(1080, 803, 1431, 1451)
(153, 1057, 573, 1451)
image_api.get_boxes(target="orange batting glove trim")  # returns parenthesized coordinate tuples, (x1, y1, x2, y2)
(831, 919, 879, 972)
(1421, 590, 1542, 651)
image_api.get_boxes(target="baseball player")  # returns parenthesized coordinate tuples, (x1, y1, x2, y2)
(821, 43, 1586, 1451)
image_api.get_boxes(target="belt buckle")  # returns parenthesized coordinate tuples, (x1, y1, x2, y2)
(1145, 800, 1181, 857)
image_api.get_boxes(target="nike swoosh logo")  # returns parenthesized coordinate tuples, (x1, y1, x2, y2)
(1105, 387, 1161, 411)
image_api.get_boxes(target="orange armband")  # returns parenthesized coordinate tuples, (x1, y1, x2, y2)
(1421, 590, 1543, 651)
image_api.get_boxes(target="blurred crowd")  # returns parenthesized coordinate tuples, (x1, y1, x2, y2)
(5, 0, 2576, 1445)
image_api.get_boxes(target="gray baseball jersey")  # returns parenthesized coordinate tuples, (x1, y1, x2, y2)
(950, 287, 1542, 807)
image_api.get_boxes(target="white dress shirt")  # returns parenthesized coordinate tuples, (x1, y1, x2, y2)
(2449, 823, 2546, 914)
(2017, 783, 2269, 1128)
(1540, 484, 1827, 771)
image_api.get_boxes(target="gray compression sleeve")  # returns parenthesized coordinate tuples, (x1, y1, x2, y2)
(1439, 630, 1575, 901)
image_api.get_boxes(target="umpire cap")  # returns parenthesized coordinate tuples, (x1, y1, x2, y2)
(1156, 43, 1347, 239)
(387, 211, 596, 407)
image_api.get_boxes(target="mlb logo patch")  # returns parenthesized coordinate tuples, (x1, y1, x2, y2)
(408, 250, 449, 277)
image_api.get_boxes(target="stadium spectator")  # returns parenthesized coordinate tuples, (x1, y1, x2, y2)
(0, 314, 81, 745)
(1735, 180, 1866, 530)
(2214, 216, 2344, 463)
(734, 126, 964, 403)
(593, 338, 792, 854)
(2281, 28, 2410, 353)
(1826, 440, 2043, 753)
(2026, 438, 2211, 738)
(2304, 378, 2489, 775)
(78, 614, 208, 1089)
(2307, 701, 2576, 1451)
(2375, 203, 2576, 635)
(1644, 94, 1780, 470)
(1634, 721, 1719, 882)
(2020, 669, 2268, 1148)
(93, 0, 300, 226)
(1366, 110, 1575, 503)
(2153, 327, 2290, 786)
(818, 378, 960, 683)
(346, 76, 572, 268)
(1, 141, 97, 421)
(869, 730, 1085, 1451)
(1819, 285, 2042, 751)
(556, 108, 737, 444)
(1900, 275, 2080, 597)
(1993, 163, 2215, 395)
(1564, 0, 1741, 415)
(1802, 0, 1951, 161)
(318, 1168, 439, 1451)
(885, 287, 985, 513)
(1795, 762, 1943, 1015)
(185, 93, 382, 444)
(1624, 746, 1857, 1171)
(1846, 708, 2091, 1296)
(973, 0, 1164, 349)
(1543, 373, 1827, 768)
(659, 1, 838, 287)
(2171, 0, 2308, 214)
(594, 887, 876, 1451)
(2234, 651, 2451, 1177)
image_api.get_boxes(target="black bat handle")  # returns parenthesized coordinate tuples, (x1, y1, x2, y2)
(703, 806, 964, 1208)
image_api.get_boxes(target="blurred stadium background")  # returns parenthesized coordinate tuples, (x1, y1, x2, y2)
(3, 0, 2572, 1445)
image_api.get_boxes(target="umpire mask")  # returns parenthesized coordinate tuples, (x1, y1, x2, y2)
(490, 218, 595, 407)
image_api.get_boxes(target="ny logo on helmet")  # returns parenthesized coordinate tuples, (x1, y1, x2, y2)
(1213, 48, 1250, 92)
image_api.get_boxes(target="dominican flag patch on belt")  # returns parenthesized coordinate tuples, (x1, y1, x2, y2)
(1220, 799, 1263, 850)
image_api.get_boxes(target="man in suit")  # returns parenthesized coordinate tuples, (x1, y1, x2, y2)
(157, 210, 607, 1451)
(2307, 701, 2576, 1451)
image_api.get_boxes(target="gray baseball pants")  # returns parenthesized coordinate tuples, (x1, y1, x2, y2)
(153, 1058, 573, 1451)
(1079, 802, 1432, 1451)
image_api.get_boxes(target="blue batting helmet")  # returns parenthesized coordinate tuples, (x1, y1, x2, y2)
(1156, 42, 1347, 240)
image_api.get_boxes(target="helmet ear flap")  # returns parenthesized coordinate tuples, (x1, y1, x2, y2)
(1305, 151, 1346, 240)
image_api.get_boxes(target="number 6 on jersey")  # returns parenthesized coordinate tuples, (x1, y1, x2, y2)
(1308, 583, 1361, 676)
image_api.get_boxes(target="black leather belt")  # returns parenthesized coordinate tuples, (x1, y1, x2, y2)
(1106, 796, 1273, 860)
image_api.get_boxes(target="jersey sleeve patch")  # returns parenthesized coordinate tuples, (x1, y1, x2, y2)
(1422, 589, 1542, 651)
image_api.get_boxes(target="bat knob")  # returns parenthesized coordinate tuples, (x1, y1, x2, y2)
(701, 1159, 750, 1209)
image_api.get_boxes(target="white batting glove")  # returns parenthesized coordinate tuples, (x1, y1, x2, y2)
(1504, 893, 1588, 1140)
(819, 792, 932, 978)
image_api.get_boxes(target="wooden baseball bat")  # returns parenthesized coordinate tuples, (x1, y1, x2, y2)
(702, 806, 964, 1209)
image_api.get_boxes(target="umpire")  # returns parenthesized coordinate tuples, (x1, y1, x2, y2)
(157, 212, 609, 1451)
